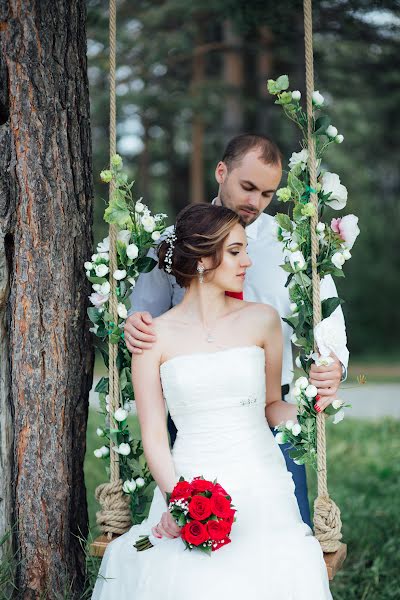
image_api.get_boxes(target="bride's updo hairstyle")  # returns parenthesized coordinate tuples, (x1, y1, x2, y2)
(158, 204, 244, 287)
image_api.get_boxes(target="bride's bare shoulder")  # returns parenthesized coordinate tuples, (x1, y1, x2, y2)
(241, 301, 281, 330)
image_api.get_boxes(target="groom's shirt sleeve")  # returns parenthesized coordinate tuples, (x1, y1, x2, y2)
(127, 244, 174, 318)
(320, 274, 349, 375)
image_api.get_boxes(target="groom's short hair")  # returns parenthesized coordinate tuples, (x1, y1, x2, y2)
(222, 134, 282, 172)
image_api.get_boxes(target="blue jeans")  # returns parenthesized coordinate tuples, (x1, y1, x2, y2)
(167, 385, 312, 529)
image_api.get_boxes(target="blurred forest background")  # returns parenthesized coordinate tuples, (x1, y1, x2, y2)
(86, 0, 400, 360)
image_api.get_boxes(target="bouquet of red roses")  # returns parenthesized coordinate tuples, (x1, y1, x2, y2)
(134, 476, 236, 555)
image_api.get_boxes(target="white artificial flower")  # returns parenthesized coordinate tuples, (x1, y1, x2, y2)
(292, 386, 302, 398)
(92, 284, 101, 292)
(289, 148, 309, 171)
(115, 443, 131, 456)
(321, 172, 348, 210)
(122, 479, 137, 494)
(333, 409, 345, 424)
(291, 90, 301, 101)
(135, 201, 144, 213)
(289, 250, 306, 271)
(151, 231, 161, 242)
(117, 303, 128, 320)
(292, 423, 302, 436)
(312, 90, 324, 106)
(117, 230, 131, 246)
(305, 384, 318, 398)
(95, 264, 109, 277)
(127, 277, 136, 287)
(326, 125, 338, 138)
(275, 432, 286, 445)
(100, 281, 111, 295)
(314, 317, 348, 359)
(295, 376, 309, 390)
(286, 420, 295, 430)
(295, 356, 302, 368)
(135, 477, 145, 488)
(332, 399, 344, 410)
(342, 249, 352, 260)
(316, 222, 325, 233)
(84, 261, 93, 270)
(89, 292, 109, 307)
(126, 243, 139, 260)
(114, 407, 128, 422)
(311, 353, 334, 367)
(113, 269, 127, 280)
(96, 427, 105, 437)
(335, 134, 344, 144)
(97, 237, 110, 253)
(141, 215, 156, 233)
(332, 252, 345, 269)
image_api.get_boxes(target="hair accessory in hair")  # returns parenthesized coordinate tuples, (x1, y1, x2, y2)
(164, 232, 177, 273)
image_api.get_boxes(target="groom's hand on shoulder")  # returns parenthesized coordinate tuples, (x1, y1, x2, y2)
(309, 354, 342, 412)
(124, 311, 156, 354)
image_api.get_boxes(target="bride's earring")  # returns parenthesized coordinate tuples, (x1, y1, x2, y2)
(197, 263, 205, 284)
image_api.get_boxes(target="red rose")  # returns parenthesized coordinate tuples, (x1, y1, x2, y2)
(188, 495, 212, 520)
(190, 478, 214, 493)
(181, 520, 209, 546)
(210, 493, 232, 518)
(171, 480, 192, 501)
(212, 482, 228, 496)
(207, 519, 231, 541)
(211, 536, 232, 552)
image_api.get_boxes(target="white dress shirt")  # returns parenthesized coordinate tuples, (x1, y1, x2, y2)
(129, 211, 349, 385)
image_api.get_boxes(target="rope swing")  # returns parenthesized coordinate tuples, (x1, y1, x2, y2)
(303, 0, 346, 574)
(93, 0, 132, 543)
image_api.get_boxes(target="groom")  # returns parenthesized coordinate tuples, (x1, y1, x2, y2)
(123, 134, 349, 528)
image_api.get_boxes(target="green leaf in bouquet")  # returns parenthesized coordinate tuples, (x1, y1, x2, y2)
(287, 171, 304, 199)
(95, 376, 109, 394)
(275, 213, 293, 232)
(136, 256, 157, 273)
(314, 115, 330, 135)
(87, 307, 102, 324)
(321, 297, 344, 319)
(87, 276, 107, 284)
(104, 196, 131, 227)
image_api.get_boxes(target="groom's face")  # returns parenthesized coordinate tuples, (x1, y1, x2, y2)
(215, 150, 282, 225)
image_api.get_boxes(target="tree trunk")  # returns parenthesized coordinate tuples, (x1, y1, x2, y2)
(190, 28, 205, 204)
(222, 20, 244, 143)
(0, 1, 94, 597)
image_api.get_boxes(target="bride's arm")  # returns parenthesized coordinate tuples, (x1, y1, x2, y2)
(131, 337, 177, 504)
(262, 306, 298, 427)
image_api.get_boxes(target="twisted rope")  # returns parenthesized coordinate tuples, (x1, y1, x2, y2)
(303, 0, 342, 552)
(95, 0, 132, 540)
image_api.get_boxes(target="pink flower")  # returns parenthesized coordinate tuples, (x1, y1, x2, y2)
(330, 214, 360, 249)
(89, 292, 109, 307)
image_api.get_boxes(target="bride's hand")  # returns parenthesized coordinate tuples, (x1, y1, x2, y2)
(152, 511, 182, 539)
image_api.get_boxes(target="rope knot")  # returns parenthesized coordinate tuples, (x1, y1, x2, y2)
(313, 493, 343, 553)
(95, 479, 132, 538)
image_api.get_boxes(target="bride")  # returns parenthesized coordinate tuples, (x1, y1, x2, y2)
(91, 203, 332, 599)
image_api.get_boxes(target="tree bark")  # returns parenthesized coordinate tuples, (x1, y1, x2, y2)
(0, 1, 94, 597)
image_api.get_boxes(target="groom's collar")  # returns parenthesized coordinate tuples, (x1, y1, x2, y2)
(211, 197, 260, 240)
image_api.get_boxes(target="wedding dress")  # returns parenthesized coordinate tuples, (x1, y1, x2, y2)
(91, 345, 332, 599)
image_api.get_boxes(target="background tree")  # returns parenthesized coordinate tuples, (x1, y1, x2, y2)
(0, 1, 93, 597)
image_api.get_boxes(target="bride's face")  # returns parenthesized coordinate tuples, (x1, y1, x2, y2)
(201, 223, 252, 293)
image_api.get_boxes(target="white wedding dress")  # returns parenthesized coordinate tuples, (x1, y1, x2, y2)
(92, 346, 332, 599)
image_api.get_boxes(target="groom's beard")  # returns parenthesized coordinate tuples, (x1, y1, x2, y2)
(219, 192, 260, 226)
